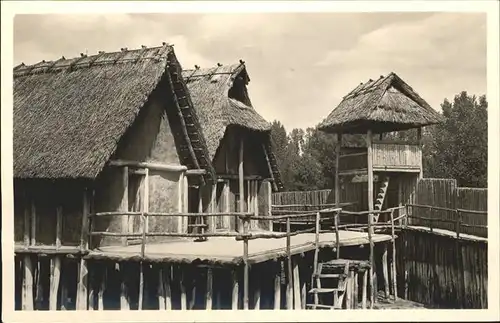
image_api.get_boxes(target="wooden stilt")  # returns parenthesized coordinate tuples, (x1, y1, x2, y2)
(22, 255, 34, 310)
(382, 243, 389, 299)
(49, 256, 61, 310)
(189, 284, 196, 310)
(253, 279, 261, 310)
(301, 277, 306, 310)
(215, 288, 221, 310)
(88, 271, 95, 311)
(274, 262, 281, 310)
(390, 210, 398, 300)
(180, 269, 187, 310)
(35, 259, 43, 310)
(286, 218, 293, 310)
(119, 263, 129, 310)
(60, 265, 68, 311)
(98, 264, 106, 310)
(56, 207, 62, 249)
(206, 268, 213, 310)
(30, 201, 36, 246)
(345, 270, 352, 309)
(138, 263, 144, 310)
(158, 266, 165, 310)
(354, 271, 359, 309)
(366, 129, 375, 308)
(362, 270, 367, 309)
(292, 259, 301, 309)
(231, 270, 239, 310)
(266, 181, 273, 231)
(76, 258, 88, 310)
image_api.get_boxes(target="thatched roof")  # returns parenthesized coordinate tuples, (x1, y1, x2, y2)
(182, 63, 283, 190)
(14, 44, 213, 180)
(318, 72, 444, 134)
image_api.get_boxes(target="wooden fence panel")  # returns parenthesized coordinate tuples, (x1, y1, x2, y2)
(456, 188, 487, 237)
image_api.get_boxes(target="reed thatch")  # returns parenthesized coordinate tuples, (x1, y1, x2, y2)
(13, 44, 211, 180)
(318, 72, 444, 134)
(182, 63, 283, 190)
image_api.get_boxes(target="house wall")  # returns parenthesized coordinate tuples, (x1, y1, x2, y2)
(13, 180, 85, 246)
(93, 91, 184, 247)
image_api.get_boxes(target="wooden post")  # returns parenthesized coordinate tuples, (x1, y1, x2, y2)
(398, 178, 403, 227)
(183, 174, 189, 232)
(22, 255, 34, 310)
(144, 168, 149, 235)
(243, 217, 249, 309)
(267, 181, 273, 231)
(180, 269, 187, 310)
(417, 127, 423, 179)
(274, 262, 281, 310)
(292, 259, 301, 309)
(210, 184, 217, 232)
(223, 180, 230, 230)
(390, 210, 398, 300)
(335, 133, 341, 208)
(158, 266, 165, 310)
(366, 129, 375, 307)
(88, 269, 95, 311)
(30, 200, 36, 246)
(189, 284, 196, 310)
(334, 211, 340, 259)
(121, 166, 129, 246)
(206, 268, 213, 310)
(49, 256, 61, 310)
(346, 270, 352, 309)
(98, 264, 106, 310)
(119, 263, 129, 310)
(362, 269, 367, 309)
(286, 217, 293, 310)
(239, 138, 245, 232)
(253, 181, 259, 230)
(23, 198, 30, 248)
(231, 269, 239, 310)
(56, 207, 62, 249)
(138, 264, 144, 310)
(353, 271, 359, 309)
(34, 260, 43, 310)
(253, 272, 261, 310)
(382, 243, 389, 299)
(178, 171, 184, 233)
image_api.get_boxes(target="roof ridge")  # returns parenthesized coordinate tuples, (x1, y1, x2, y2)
(14, 43, 172, 78)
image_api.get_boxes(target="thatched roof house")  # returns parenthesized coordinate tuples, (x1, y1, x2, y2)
(182, 62, 283, 191)
(13, 43, 213, 181)
(318, 72, 444, 134)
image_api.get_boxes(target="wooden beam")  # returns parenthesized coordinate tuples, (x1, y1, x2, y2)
(49, 256, 61, 310)
(22, 255, 34, 310)
(121, 166, 129, 246)
(185, 169, 207, 176)
(109, 160, 188, 172)
(209, 183, 217, 232)
(346, 270, 352, 309)
(390, 210, 398, 300)
(34, 260, 43, 310)
(206, 268, 213, 310)
(76, 258, 88, 310)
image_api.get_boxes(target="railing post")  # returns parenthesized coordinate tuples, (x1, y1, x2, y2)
(286, 216, 293, 310)
(368, 211, 374, 308)
(243, 215, 249, 310)
(334, 211, 340, 259)
(455, 210, 461, 239)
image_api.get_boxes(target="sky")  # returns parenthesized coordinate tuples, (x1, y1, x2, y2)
(13, 12, 486, 131)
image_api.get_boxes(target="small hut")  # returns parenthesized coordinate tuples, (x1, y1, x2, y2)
(182, 62, 283, 233)
(13, 44, 213, 310)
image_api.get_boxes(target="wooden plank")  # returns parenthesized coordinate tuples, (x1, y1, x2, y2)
(274, 262, 281, 310)
(286, 218, 293, 310)
(178, 171, 184, 233)
(121, 167, 129, 246)
(183, 174, 189, 232)
(109, 160, 188, 172)
(120, 263, 130, 310)
(49, 256, 61, 310)
(267, 181, 273, 231)
(22, 255, 34, 310)
(76, 258, 88, 310)
(354, 271, 359, 309)
(362, 270, 367, 309)
(239, 138, 245, 232)
(138, 263, 144, 310)
(206, 268, 213, 310)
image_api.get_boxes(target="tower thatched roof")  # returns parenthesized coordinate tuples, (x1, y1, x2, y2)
(182, 63, 283, 190)
(13, 44, 212, 180)
(318, 72, 444, 134)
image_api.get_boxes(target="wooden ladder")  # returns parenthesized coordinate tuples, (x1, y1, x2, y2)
(306, 260, 350, 309)
(373, 176, 390, 223)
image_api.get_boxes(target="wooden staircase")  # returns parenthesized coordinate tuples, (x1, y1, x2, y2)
(373, 176, 390, 223)
(307, 261, 350, 309)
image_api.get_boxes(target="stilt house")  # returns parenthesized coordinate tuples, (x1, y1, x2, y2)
(318, 72, 443, 220)
(182, 62, 283, 233)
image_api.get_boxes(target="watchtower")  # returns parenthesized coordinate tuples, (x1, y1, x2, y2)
(318, 72, 443, 222)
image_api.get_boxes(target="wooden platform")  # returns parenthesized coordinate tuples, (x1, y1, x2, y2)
(85, 230, 392, 265)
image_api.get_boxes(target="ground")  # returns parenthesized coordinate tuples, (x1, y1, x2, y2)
(372, 291, 430, 309)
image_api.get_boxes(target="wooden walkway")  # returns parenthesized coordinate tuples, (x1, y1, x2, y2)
(86, 230, 392, 265)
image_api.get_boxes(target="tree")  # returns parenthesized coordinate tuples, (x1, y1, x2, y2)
(423, 92, 487, 187)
